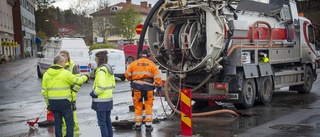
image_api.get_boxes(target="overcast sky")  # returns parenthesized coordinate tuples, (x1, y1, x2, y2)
(52, 0, 158, 11)
(52, 0, 270, 11)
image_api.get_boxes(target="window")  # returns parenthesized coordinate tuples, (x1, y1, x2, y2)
(10, 15, 13, 29)
(110, 6, 122, 11)
(308, 25, 315, 44)
(5, 14, 8, 28)
(0, 11, 2, 26)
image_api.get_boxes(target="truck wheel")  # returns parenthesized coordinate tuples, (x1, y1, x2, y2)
(289, 66, 313, 93)
(127, 57, 134, 64)
(298, 66, 313, 93)
(37, 66, 43, 78)
(234, 78, 256, 109)
(192, 101, 208, 111)
(257, 76, 273, 105)
(120, 77, 126, 81)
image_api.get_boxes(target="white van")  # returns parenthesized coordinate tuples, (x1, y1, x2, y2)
(89, 49, 126, 81)
(37, 37, 91, 78)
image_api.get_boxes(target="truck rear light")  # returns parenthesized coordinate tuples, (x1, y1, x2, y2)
(214, 83, 227, 89)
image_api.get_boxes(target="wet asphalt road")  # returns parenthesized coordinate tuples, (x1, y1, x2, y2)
(1, 57, 320, 137)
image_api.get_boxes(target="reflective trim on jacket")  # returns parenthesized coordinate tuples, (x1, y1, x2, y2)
(64, 60, 79, 74)
(41, 64, 88, 105)
(92, 64, 115, 100)
(92, 97, 113, 102)
(125, 57, 162, 87)
(65, 60, 81, 100)
(91, 64, 115, 111)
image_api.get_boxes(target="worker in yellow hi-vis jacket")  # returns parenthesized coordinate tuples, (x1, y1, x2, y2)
(60, 50, 81, 137)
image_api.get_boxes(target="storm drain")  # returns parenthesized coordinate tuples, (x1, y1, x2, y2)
(112, 118, 162, 130)
(269, 124, 314, 131)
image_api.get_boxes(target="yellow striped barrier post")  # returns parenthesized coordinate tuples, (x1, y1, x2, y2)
(180, 88, 192, 136)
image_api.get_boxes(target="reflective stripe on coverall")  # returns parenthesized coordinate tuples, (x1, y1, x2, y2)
(62, 60, 81, 137)
(125, 57, 162, 126)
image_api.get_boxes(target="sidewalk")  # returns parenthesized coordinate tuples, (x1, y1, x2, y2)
(0, 56, 38, 82)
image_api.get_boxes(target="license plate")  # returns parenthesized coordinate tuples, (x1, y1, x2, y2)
(227, 93, 239, 99)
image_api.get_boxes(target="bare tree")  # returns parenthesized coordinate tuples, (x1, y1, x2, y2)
(93, 16, 114, 42)
(96, 0, 110, 11)
(68, 0, 92, 35)
(91, 0, 111, 43)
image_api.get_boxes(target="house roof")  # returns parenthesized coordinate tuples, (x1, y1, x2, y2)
(90, 2, 151, 16)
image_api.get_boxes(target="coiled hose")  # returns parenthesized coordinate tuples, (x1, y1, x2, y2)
(164, 76, 240, 117)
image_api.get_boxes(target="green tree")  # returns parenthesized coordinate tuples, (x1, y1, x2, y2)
(35, 0, 58, 37)
(113, 7, 142, 42)
(89, 43, 116, 52)
(68, 0, 94, 45)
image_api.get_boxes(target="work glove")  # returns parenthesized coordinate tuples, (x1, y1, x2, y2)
(81, 73, 90, 83)
(90, 91, 98, 98)
(71, 101, 77, 111)
(155, 86, 163, 93)
(46, 105, 51, 111)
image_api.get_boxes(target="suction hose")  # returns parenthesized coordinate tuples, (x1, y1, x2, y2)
(164, 76, 240, 117)
(168, 73, 213, 93)
(137, 0, 164, 58)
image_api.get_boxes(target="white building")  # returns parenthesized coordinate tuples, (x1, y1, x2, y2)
(20, 0, 36, 57)
(0, 0, 16, 59)
(0, 0, 36, 60)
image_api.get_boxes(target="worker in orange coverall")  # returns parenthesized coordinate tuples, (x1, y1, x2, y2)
(125, 49, 162, 132)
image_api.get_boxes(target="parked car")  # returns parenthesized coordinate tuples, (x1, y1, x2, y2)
(37, 37, 91, 78)
(89, 48, 126, 81)
(123, 44, 155, 64)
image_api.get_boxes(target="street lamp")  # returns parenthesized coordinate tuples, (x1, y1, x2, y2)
(98, 19, 102, 48)
(40, 19, 49, 31)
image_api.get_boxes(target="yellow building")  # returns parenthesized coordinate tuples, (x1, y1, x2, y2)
(90, 0, 151, 45)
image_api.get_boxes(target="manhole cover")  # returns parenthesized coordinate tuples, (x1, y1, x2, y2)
(269, 124, 314, 131)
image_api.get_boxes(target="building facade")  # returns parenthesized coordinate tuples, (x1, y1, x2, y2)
(19, 0, 36, 57)
(90, 0, 151, 45)
(0, 0, 16, 60)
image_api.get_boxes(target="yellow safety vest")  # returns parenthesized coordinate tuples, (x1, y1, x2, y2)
(42, 64, 88, 105)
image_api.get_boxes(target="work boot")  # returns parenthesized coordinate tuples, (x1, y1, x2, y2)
(145, 125, 153, 131)
(132, 125, 141, 131)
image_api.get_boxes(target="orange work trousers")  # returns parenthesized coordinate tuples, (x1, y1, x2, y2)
(133, 89, 154, 126)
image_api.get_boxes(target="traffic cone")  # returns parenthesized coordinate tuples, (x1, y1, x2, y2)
(47, 110, 54, 121)
(38, 110, 55, 127)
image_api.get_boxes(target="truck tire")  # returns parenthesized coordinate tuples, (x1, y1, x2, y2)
(120, 77, 126, 81)
(37, 66, 43, 78)
(257, 76, 273, 105)
(296, 66, 313, 94)
(234, 78, 256, 109)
